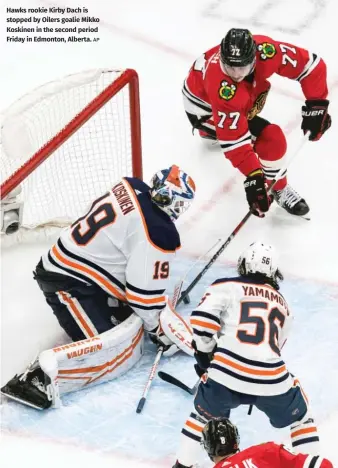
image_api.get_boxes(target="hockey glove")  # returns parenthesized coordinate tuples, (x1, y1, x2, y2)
(244, 169, 272, 217)
(301, 99, 331, 141)
(192, 340, 216, 377)
(148, 325, 177, 356)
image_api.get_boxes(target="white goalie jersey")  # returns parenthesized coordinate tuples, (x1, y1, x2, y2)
(191, 277, 294, 396)
(42, 177, 181, 331)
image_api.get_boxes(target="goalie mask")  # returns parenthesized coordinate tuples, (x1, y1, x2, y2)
(150, 165, 196, 221)
(237, 241, 284, 286)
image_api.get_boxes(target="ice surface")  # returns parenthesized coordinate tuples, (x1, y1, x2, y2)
(1, 0, 338, 466)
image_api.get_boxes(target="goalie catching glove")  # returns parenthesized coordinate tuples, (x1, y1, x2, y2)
(149, 298, 194, 357)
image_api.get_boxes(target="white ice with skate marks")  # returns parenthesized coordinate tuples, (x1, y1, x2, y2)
(2, 0, 338, 466)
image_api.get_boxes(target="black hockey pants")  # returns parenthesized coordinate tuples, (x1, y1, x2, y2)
(33, 260, 133, 342)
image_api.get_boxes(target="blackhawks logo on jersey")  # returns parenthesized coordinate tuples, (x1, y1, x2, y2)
(247, 89, 269, 120)
(219, 80, 237, 100)
(257, 42, 276, 60)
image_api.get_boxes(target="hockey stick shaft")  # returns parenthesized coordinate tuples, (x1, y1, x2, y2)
(171, 238, 222, 307)
(177, 132, 309, 306)
(136, 346, 164, 413)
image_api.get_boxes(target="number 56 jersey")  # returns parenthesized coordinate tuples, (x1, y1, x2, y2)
(191, 277, 294, 396)
(42, 177, 181, 331)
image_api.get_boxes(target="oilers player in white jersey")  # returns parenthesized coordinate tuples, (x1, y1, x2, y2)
(1, 165, 196, 410)
(173, 242, 320, 468)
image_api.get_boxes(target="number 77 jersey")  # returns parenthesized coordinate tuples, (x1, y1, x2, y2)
(184, 34, 328, 176)
(190, 276, 294, 396)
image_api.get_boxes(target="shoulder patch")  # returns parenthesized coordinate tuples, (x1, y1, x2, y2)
(123, 177, 151, 193)
(123, 177, 180, 252)
(257, 42, 277, 60)
(219, 80, 237, 100)
(150, 225, 181, 251)
(137, 193, 181, 252)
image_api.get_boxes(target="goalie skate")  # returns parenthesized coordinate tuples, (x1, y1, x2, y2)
(272, 185, 310, 217)
(1, 367, 52, 410)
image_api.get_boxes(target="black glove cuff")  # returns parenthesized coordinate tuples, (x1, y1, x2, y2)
(305, 99, 329, 108)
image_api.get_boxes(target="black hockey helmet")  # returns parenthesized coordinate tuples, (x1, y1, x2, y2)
(202, 418, 240, 461)
(220, 28, 256, 68)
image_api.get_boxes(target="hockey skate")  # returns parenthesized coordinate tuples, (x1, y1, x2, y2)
(1, 363, 52, 410)
(272, 185, 310, 217)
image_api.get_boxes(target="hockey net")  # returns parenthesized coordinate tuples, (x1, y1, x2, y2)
(0, 68, 142, 243)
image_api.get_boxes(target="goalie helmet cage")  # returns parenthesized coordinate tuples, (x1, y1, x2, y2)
(0, 68, 142, 232)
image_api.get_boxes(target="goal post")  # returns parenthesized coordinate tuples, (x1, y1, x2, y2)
(1, 68, 142, 234)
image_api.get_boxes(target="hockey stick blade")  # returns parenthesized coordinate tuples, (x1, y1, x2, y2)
(158, 371, 197, 395)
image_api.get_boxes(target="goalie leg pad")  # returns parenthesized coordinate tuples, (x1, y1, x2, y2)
(39, 314, 144, 405)
(2, 315, 144, 410)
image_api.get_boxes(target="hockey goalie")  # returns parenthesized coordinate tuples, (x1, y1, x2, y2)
(1, 165, 195, 410)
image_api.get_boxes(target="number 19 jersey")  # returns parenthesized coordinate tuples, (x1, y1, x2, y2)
(42, 177, 181, 331)
(191, 277, 294, 396)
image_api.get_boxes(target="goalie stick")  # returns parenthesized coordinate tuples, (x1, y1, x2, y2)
(136, 345, 164, 413)
(177, 132, 310, 306)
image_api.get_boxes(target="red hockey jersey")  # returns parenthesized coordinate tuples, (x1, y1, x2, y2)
(184, 35, 328, 176)
(214, 442, 332, 468)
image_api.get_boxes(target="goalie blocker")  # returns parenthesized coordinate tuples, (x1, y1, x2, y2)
(1, 298, 193, 410)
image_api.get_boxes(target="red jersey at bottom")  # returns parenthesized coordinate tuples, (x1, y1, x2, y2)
(214, 442, 332, 468)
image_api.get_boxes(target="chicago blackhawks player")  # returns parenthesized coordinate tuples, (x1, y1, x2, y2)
(183, 28, 331, 217)
(201, 418, 333, 468)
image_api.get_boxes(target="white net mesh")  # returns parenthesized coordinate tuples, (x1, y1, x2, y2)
(1, 69, 140, 230)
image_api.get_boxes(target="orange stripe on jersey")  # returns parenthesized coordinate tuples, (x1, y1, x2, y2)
(190, 318, 221, 331)
(123, 178, 180, 254)
(186, 420, 203, 433)
(59, 291, 95, 337)
(52, 245, 125, 301)
(126, 292, 166, 305)
(214, 355, 287, 376)
(291, 427, 317, 438)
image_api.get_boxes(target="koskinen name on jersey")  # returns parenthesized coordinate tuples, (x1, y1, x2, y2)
(112, 182, 135, 215)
